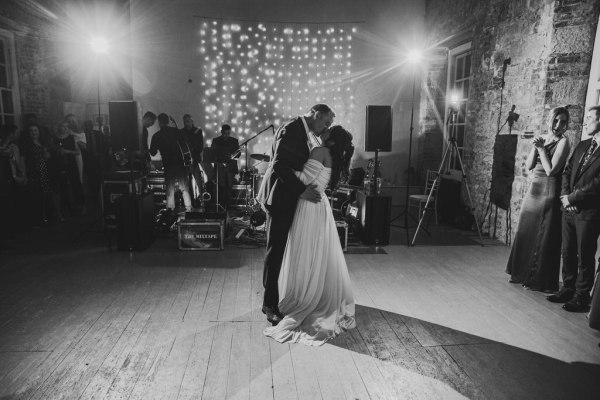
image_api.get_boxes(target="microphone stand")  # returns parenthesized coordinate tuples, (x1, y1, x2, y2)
(235, 125, 273, 230)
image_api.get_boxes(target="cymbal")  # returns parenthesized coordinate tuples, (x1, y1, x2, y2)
(250, 154, 270, 162)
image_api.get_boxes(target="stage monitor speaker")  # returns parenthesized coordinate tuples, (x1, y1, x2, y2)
(357, 192, 391, 245)
(109, 100, 142, 152)
(365, 105, 392, 152)
(490, 135, 518, 210)
(116, 192, 155, 251)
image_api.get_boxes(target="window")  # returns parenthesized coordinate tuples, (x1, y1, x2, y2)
(0, 30, 20, 127)
(585, 15, 600, 110)
(444, 42, 472, 176)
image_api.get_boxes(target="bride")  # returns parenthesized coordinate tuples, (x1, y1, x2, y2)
(263, 125, 356, 346)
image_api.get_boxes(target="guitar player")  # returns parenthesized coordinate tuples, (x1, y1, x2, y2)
(149, 113, 193, 212)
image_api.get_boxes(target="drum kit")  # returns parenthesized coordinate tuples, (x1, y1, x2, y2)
(235, 153, 270, 227)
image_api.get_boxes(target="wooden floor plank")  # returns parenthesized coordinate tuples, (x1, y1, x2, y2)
(326, 336, 371, 400)
(127, 267, 201, 400)
(177, 322, 217, 400)
(289, 345, 322, 400)
(101, 267, 191, 400)
(1, 226, 599, 400)
(270, 341, 298, 400)
(249, 321, 275, 400)
(79, 271, 174, 400)
(226, 322, 252, 400)
(201, 322, 235, 400)
(31, 274, 151, 400)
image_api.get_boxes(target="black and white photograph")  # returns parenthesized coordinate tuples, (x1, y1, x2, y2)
(1, 0, 600, 399)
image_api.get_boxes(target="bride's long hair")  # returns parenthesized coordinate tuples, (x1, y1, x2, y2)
(326, 125, 354, 190)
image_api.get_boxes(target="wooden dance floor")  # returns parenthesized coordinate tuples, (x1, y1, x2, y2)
(1, 221, 599, 399)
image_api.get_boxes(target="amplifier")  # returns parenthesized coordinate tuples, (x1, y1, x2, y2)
(336, 220, 348, 252)
(102, 177, 146, 229)
(178, 220, 225, 250)
(116, 192, 155, 251)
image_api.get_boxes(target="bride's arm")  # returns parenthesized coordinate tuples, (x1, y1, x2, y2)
(294, 148, 326, 185)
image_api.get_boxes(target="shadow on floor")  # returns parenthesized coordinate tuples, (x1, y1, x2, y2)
(327, 304, 600, 400)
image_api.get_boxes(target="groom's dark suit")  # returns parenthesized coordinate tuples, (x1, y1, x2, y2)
(262, 117, 310, 307)
(560, 137, 600, 301)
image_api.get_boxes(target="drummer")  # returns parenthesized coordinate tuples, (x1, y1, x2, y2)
(211, 124, 240, 209)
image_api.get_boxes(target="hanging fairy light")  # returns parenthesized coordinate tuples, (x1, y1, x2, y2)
(198, 19, 358, 154)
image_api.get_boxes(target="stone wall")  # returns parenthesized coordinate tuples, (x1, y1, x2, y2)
(0, 0, 71, 130)
(419, 0, 599, 243)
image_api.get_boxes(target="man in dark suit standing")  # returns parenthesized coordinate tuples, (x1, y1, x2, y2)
(259, 104, 335, 325)
(211, 124, 239, 209)
(548, 105, 600, 312)
(141, 111, 157, 173)
(180, 114, 205, 202)
(149, 113, 192, 211)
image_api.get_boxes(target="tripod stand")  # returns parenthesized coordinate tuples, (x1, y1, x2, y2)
(411, 108, 484, 246)
(390, 71, 418, 246)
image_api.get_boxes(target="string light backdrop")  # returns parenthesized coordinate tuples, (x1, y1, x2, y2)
(197, 18, 358, 169)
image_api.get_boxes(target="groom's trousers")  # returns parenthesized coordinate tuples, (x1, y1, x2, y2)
(263, 204, 296, 307)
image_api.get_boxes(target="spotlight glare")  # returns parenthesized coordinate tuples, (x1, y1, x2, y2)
(407, 49, 422, 63)
(90, 36, 109, 53)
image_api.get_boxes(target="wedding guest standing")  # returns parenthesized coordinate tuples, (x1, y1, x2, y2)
(548, 105, 600, 312)
(506, 106, 570, 292)
(23, 123, 55, 224)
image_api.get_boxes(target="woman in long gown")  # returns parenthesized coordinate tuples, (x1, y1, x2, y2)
(264, 126, 356, 346)
(506, 106, 571, 292)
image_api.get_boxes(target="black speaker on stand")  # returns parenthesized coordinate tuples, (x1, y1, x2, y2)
(365, 105, 392, 192)
(108, 100, 142, 175)
(361, 105, 392, 245)
(356, 191, 391, 245)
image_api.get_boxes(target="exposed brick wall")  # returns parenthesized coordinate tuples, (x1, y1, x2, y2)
(420, 0, 599, 243)
(0, 0, 71, 130)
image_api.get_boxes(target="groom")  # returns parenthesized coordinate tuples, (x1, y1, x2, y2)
(548, 105, 600, 311)
(261, 104, 335, 325)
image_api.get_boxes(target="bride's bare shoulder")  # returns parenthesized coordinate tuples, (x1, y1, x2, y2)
(309, 146, 332, 167)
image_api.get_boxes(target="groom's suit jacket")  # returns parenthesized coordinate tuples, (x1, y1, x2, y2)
(262, 117, 310, 213)
(562, 137, 600, 220)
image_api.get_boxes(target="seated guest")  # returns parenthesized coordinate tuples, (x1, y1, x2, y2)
(506, 106, 570, 292)
(548, 105, 600, 312)
(149, 113, 192, 211)
(211, 124, 239, 209)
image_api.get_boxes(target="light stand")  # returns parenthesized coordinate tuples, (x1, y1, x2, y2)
(390, 66, 419, 246)
(73, 37, 110, 248)
(411, 106, 484, 246)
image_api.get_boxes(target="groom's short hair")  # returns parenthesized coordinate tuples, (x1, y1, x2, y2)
(309, 104, 334, 116)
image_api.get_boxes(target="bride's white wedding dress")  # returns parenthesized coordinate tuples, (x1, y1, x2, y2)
(264, 158, 356, 346)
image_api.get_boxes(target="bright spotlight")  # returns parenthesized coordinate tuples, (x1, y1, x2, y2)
(407, 49, 422, 63)
(90, 36, 108, 53)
